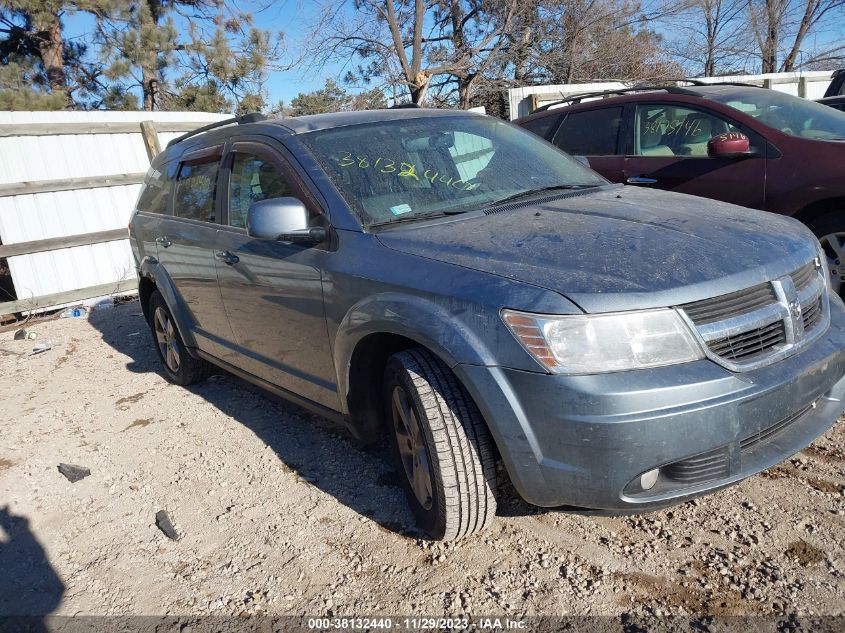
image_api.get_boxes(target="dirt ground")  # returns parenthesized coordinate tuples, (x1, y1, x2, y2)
(1, 301, 844, 623)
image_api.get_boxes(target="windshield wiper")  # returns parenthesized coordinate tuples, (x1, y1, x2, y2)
(489, 184, 597, 207)
(368, 209, 469, 228)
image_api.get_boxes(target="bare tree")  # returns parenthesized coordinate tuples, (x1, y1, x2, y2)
(308, 0, 518, 107)
(667, 0, 749, 76)
(748, 0, 845, 73)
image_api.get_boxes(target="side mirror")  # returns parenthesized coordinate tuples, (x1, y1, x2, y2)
(247, 197, 326, 244)
(707, 132, 753, 158)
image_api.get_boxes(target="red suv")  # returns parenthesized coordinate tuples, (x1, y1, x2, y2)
(515, 84, 845, 298)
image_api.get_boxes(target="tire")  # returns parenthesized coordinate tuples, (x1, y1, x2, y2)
(147, 290, 213, 386)
(807, 211, 845, 300)
(383, 348, 497, 540)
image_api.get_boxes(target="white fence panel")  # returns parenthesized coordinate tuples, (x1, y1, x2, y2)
(0, 110, 230, 314)
(507, 71, 836, 120)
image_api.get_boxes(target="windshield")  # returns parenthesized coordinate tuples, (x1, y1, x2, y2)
(706, 88, 845, 140)
(299, 114, 606, 225)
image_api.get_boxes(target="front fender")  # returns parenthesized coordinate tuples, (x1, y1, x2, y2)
(333, 292, 504, 412)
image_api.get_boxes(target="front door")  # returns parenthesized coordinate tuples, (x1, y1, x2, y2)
(214, 140, 340, 410)
(622, 103, 767, 210)
(154, 145, 234, 358)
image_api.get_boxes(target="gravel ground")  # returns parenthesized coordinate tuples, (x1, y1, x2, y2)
(1, 301, 844, 622)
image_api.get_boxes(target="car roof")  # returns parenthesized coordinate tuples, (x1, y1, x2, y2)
(268, 107, 480, 134)
(516, 84, 766, 122)
(156, 108, 483, 165)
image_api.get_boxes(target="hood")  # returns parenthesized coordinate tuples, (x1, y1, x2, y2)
(375, 186, 819, 313)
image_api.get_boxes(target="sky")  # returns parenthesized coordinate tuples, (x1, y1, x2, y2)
(59, 0, 845, 109)
(62, 0, 349, 106)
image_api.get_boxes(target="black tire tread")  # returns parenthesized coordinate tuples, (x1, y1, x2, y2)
(392, 348, 497, 540)
(148, 290, 214, 386)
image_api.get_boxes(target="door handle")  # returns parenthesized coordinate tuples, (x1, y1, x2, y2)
(214, 250, 240, 265)
(155, 236, 172, 248)
(626, 176, 658, 185)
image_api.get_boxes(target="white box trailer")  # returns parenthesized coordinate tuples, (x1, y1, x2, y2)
(0, 110, 230, 317)
(507, 71, 837, 120)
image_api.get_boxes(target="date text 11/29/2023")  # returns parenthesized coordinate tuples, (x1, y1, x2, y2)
(307, 617, 527, 630)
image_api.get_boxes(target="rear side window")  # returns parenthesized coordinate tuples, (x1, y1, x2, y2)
(553, 107, 623, 156)
(520, 115, 559, 140)
(136, 162, 176, 214)
(174, 158, 219, 223)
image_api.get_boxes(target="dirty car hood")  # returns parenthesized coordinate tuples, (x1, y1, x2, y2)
(375, 186, 819, 313)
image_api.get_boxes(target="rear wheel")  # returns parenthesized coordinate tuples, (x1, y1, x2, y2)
(383, 348, 497, 540)
(147, 290, 213, 385)
(808, 212, 845, 299)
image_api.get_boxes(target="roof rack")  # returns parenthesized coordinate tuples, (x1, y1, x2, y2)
(532, 85, 700, 112)
(389, 102, 420, 109)
(530, 79, 763, 113)
(166, 112, 268, 148)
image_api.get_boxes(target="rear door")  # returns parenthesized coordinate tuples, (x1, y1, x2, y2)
(622, 102, 767, 209)
(214, 139, 339, 410)
(154, 145, 234, 358)
(551, 106, 626, 182)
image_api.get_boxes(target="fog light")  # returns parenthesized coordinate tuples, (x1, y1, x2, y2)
(640, 468, 659, 490)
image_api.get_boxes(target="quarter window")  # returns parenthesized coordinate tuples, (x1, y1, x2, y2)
(136, 162, 176, 214)
(174, 158, 219, 223)
(228, 153, 294, 229)
(553, 107, 623, 156)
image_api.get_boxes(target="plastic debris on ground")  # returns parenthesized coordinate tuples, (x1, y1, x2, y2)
(83, 296, 116, 311)
(59, 307, 88, 318)
(29, 340, 61, 356)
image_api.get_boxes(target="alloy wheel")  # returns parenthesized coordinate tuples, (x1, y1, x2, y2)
(153, 306, 181, 373)
(391, 385, 433, 510)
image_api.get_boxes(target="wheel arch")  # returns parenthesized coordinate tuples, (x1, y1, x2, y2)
(136, 258, 200, 351)
(793, 197, 845, 230)
(335, 294, 499, 443)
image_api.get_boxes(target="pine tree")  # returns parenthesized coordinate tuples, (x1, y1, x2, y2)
(0, 1, 78, 108)
(98, 1, 282, 112)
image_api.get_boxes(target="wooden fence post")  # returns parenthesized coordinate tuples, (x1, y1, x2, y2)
(140, 120, 161, 162)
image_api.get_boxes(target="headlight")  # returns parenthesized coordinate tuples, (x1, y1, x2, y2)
(502, 308, 704, 374)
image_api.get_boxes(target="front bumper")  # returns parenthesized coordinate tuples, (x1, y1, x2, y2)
(455, 297, 845, 511)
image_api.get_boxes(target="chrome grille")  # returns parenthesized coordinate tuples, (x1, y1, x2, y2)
(682, 284, 777, 325)
(707, 320, 786, 362)
(802, 296, 823, 332)
(680, 259, 829, 371)
(791, 262, 816, 291)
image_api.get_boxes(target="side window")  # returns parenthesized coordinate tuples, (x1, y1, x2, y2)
(553, 107, 622, 156)
(136, 162, 176, 214)
(520, 114, 559, 140)
(228, 152, 294, 229)
(174, 158, 219, 223)
(634, 105, 741, 157)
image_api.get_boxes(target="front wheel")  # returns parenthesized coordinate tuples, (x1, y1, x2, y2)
(147, 290, 213, 385)
(383, 349, 497, 540)
(808, 212, 845, 300)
